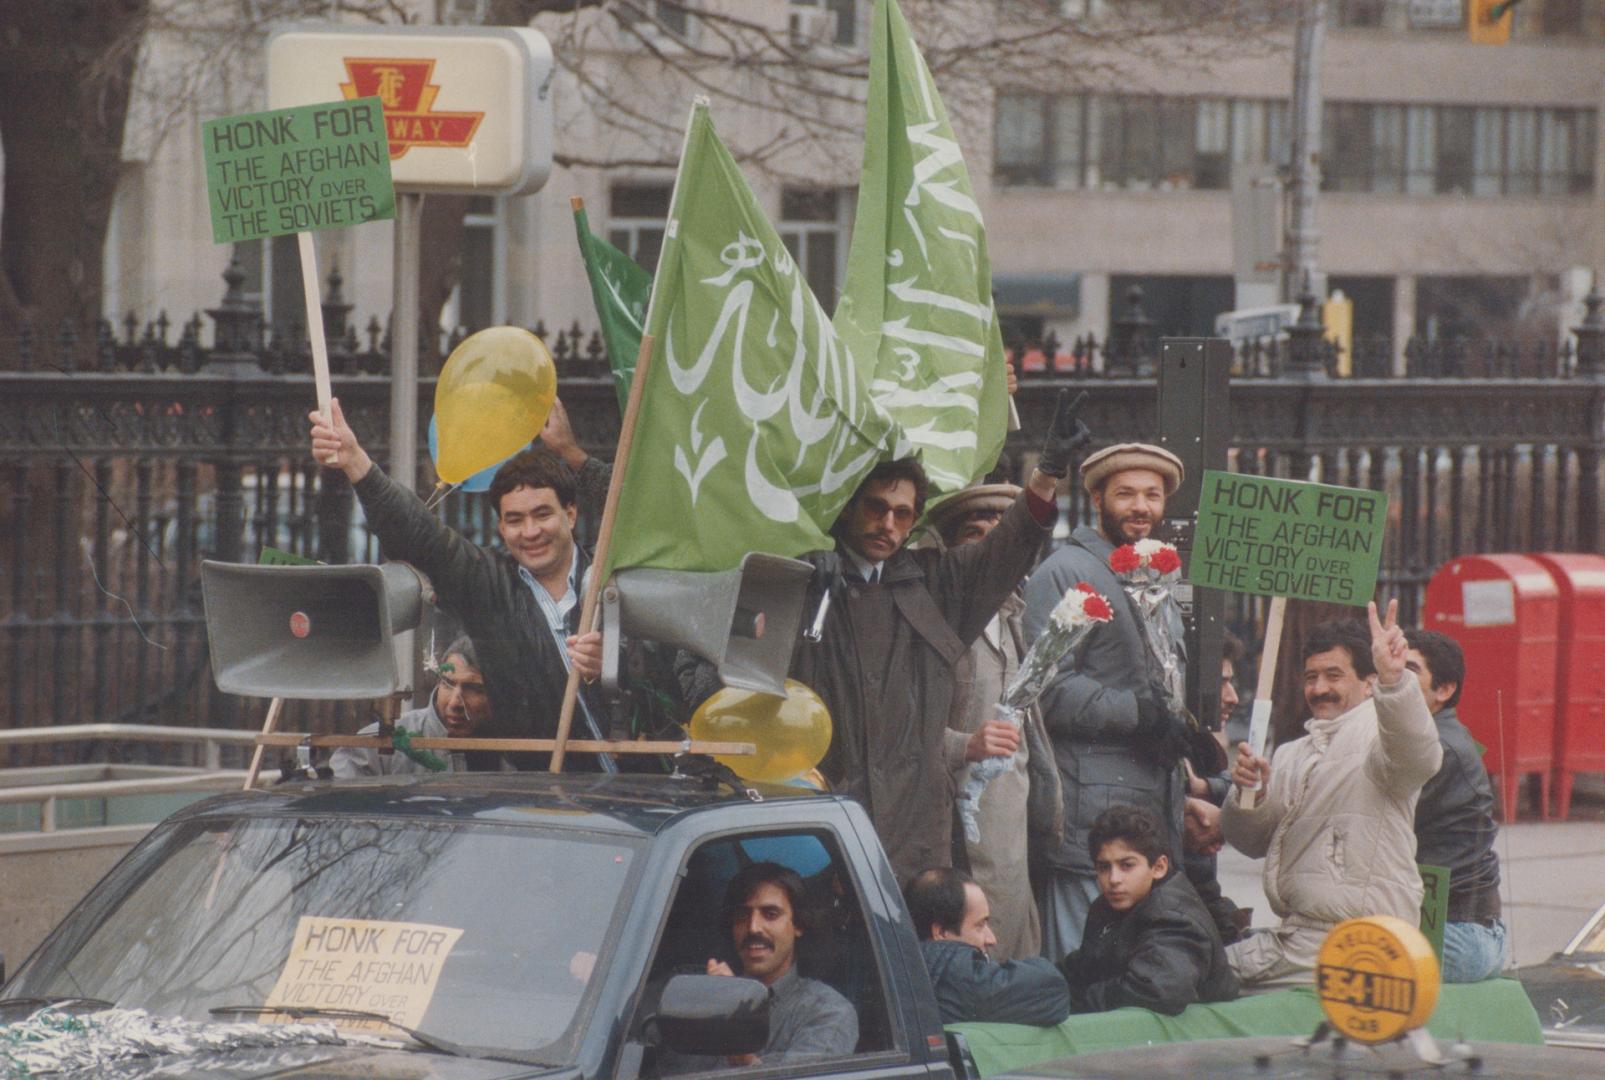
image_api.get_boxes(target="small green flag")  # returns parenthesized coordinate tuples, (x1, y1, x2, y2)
(604, 103, 902, 578)
(574, 203, 653, 412)
(833, 0, 1010, 494)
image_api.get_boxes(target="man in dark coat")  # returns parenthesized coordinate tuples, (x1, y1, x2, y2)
(309, 398, 612, 771)
(906, 867, 1070, 1026)
(1404, 629, 1507, 982)
(787, 400, 1086, 884)
(1022, 442, 1190, 956)
(1061, 805, 1238, 1015)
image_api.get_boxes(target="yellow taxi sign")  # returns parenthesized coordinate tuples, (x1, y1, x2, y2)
(1468, 0, 1514, 45)
(1315, 915, 1440, 1043)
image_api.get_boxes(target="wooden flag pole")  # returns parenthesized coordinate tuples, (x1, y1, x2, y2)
(550, 331, 657, 772)
(297, 231, 333, 423)
(1240, 594, 1287, 810)
(242, 697, 285, 790)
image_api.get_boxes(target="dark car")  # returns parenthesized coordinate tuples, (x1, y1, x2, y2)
(1515, 899, 1605, 1049)
(1, 771, 958, 1079)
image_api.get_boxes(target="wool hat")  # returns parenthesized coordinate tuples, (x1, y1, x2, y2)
(1079, 443, 1184, 496)
(926, 483, 1021, 537)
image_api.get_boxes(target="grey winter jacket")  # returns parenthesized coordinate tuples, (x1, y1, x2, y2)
(1021, 525, 1186, 874)
(918, 939, 1071, 1026)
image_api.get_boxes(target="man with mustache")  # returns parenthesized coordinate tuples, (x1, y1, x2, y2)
(1020, 443, 1191, 956)
(704, 862, 857, 1066)
(1221, 605, 1442, 984)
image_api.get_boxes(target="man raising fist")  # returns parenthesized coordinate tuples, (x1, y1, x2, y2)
(1220, 601, 1442, 985)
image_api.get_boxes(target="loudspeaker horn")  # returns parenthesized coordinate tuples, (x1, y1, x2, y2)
(601, 553, 812, 697)
(201, 560, 433, 699)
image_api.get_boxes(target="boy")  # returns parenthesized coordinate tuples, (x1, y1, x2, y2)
(1060, 805, 1239, 1015)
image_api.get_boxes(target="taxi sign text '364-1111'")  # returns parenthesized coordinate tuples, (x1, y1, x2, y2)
(202, 97, 396, 245)
(1190, 470, 1388, 605)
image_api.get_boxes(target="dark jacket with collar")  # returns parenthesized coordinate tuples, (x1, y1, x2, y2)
(919, 938, 1071, 1026)
(790, 493, 1052, 885)
(1060, 870, 1238, 1015)
(1413, 705, 1502, 923)
(1021, 525, 1186, 874)
(351, 460, 610, 771)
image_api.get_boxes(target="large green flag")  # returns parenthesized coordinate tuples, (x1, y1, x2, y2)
(834, 0, 1009, 494)
(573, 202, 653, 412)
(603, 103, 902, 577)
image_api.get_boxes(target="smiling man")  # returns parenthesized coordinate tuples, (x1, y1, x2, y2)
(1221, 606, 1443, 984)
(309, 399, 612, 771)
(1021, 442, 1191, 956)
(705, 862, 857, 1067)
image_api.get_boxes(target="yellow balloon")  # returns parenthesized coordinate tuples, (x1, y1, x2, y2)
(689, 680, 833, 783)
(433, 327, 556, 484)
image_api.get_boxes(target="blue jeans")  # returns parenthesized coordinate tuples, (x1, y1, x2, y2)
(1441, 919, 1508, 983)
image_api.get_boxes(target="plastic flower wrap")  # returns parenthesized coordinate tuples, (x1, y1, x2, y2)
(1109, 538, 1195, 732)
(957, 583, 1113, 843)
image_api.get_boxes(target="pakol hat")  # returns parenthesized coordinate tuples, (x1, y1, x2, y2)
(926, 483, 1021, 537)
(1080, 443, 1184, 496)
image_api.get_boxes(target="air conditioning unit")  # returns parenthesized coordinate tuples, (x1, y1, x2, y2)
(788, 6, 836, 50)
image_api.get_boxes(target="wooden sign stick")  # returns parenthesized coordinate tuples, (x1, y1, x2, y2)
(242, 696, 285, 790)
(1240, 594, 1286, 810)
(549, 331, 656, 772)
(298, 231, 334, 423)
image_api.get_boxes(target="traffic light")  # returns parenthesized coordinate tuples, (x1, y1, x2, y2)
(1468, 0, 1516, 45)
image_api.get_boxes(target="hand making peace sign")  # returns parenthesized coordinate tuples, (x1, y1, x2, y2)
(1367, 598, 1407, 687)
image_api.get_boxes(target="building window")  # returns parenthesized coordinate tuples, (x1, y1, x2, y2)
(995, 93, 1051, 186)
(791, 0, 859, 46)
(779, 187, 849, 307)
(1541, 108, 1596, 194)
(1331, 0, 1387, 26)
(608, 183, 673, 273)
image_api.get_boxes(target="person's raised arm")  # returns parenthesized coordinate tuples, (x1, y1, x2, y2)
(309, 397, 373, 484)
(1366, 598, 1443, 794)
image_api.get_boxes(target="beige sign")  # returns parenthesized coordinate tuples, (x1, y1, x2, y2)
(267, 915, 465, 1030)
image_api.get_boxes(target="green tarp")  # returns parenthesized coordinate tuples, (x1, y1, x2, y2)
(950, 978, 1543, 1077)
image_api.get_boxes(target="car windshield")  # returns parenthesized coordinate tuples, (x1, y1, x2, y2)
(8, 814, 641, 1063)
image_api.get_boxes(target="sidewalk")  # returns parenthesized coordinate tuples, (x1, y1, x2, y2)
(1216, 815, 1605, 967)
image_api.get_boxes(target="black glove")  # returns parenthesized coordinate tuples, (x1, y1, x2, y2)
(1036, 389, 1093, 479)
(1134, 682, 1189, 766)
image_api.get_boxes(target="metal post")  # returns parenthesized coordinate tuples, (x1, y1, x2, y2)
(390, 192, 425, 494)
(1283, 0, 1326, 302)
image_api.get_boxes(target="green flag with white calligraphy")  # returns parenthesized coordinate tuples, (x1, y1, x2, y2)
(603, 103, 903, 577)
(574, 202, 652, 413)
(833, 0, 1009, 494)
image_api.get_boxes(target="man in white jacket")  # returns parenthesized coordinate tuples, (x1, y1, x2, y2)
(1221, 602, 1442, 984)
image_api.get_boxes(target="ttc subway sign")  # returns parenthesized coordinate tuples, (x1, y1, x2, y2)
(267, 25, 553, 196)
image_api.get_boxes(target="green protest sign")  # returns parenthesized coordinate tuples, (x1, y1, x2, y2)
(1191, 470, 1387, 605)
(202, 97, 395, 245)
(259, 546, 318, 566)
(1417, 863, 1450, 963)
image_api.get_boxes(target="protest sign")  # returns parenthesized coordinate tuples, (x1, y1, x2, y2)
(202, 97, 396, 426)
(1417, 863, 1450, 963)
(202, 98, 394, 245)
(266, 916, 464, 1030)
(1191, 470, 1387, 605)
(1192, 470, 1389, 806)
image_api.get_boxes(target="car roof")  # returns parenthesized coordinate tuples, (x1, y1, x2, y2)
(166, 771, 840, 838)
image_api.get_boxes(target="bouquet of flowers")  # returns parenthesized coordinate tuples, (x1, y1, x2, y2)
(1109, 538, 1195, 733)
(957, 583, 1113, 843)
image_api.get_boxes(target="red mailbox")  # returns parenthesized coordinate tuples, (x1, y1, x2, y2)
(1529, 553, 1605, 820)
(1423, 555, 1559, 822)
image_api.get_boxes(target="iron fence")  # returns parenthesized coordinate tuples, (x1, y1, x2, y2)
(3, 262, 1602, 759)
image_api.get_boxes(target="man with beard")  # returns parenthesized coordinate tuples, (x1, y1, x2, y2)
(330, 635, 489, 777)
(1021, 443, 1190, 956)
(703, 862, 858, 1066)
(1221, 607, 1441, 984)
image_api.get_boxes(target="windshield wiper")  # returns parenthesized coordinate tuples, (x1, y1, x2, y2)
(0, 996, 116, 1011)
(207, 1004, 470, 1057)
